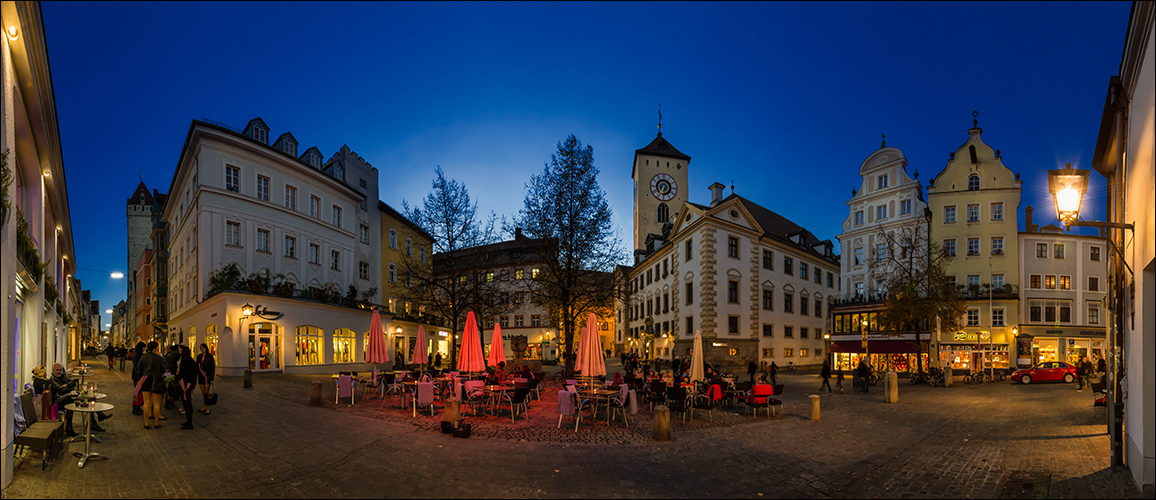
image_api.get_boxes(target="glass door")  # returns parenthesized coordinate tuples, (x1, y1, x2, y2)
(248, 323, 280, 371)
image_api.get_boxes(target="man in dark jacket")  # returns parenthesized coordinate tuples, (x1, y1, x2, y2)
(747, 359, 758, 385)
(857, 358, 871, 394)
(49, 364, 79, 436)
(117, 344, 128, 372)
(164, 345, 180, 409)
(176, 345, 199, 430)
(820, 360, 833, 393)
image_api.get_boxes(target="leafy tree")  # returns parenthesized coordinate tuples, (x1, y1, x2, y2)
(509, 135, 626, 375)
(400, 166, 506, 368)
(871, 215, 965, 373)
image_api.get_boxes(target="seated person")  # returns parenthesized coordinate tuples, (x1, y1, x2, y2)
(494, 362, 508, 384)
(31, 365, 52, 395)
(48, 364, 79, 436)
(519, 366, 534, 380)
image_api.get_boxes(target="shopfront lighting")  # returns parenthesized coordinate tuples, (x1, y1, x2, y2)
(241, 303, 254, 317)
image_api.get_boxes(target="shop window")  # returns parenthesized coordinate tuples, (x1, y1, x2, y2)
(333, 328, 355, 363)
(296, 326, 322, 365)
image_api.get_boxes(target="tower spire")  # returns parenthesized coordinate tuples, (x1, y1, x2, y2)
(657, 105, 662, 136)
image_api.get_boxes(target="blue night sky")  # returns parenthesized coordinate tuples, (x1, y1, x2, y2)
(40, 1, 1131, 325)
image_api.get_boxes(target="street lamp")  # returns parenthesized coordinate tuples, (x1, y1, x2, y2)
(1047, 163, 1135, 470)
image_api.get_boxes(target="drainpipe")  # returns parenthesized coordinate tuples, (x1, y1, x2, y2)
(1108, 80, 1126, 470)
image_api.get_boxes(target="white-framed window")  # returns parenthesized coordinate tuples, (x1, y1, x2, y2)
(900, 200, 912, 214)
(967, 275, 981, 288)
(1054, 243, 1065, 259)
(310, 196, 321, 218)
(332, 163, 345, 181)
(855, 282, 865, 296)
(1090, 247, 1101, 261)
(1059, 275, 1071, 290)
(359, 224, 369, 244)
(875, 243, 887, 262)
(309, 243, 320, 264)
(1037, 243, 1048, 258)
(308, 152, 321, 169)
(281, 140, 296, 157)
(943, 239, 956, 257)
(967, 204, 980, 222)
(406, 238, 413, 257)
(992, 274, 1004, 289)
(853, 247, 864, 266)
(256, 229, 270, 252)
(990, 202, 1004, 221)
(1030, 274, 1041, 289)
(226, 221, 240, 246)
(331, 250, 341, 270)
(992, 308, 1004, 327)
(389, 263, 397, 283)
(968, 174, 980, 191)
(854, 211, 864, 225)
(1088, 276, 1099, 291)
(284, 236, 296, 258)
(226, 166, 240, 192)
(1045, 275, 1056, 289)
(332, 206, 342, 227)
(285, 185, 297, 210)
(876, 205, 887, 220)
(1088, 306, 1100, 325)
(256, 175, 270, 201)
(967, 309, 980, 326)
(944, 206, 956, 224)
(531, 315, 541, 327)
(991, 237, 1004, 255)
(359, 261, 369, 280)
(967, 238, 980, 256)
(389, 229, 397, 249)
(877, 174, 889, 189)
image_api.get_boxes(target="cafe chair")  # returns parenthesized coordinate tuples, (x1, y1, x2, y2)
(746, 384, 774, 418)
(462, 380, 488, 416)
(691, 384, 723, 422)
(728, 381, 752, 409)
(335, 373, 356, 405)
(497, 387, 532, 423)
(665, 387, 689, 422)
(646, 381, 667, 411)
(1091, 381, 1108, 416)
(608, 384, 634, 427)
(413, 382, 436, 417)
(15, 392, 63, 471)
(557, 390, 581, 431)
(770, 384, 785, 416)
(526, 377, 542, 402)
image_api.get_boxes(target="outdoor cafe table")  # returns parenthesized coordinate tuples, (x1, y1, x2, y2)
(69, 367, 95, 386)
(483, 385, 515, 416)
(68, 393, 107, 443)
(578, 388, 620, 422)
(64, 402, 113, 468)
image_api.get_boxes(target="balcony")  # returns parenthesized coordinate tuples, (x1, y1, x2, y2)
(956, 284, 1019, 300)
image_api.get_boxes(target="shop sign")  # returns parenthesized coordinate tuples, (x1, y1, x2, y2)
(953, 331, 991, 342)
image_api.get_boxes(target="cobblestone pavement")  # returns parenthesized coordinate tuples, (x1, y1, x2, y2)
(3, 356, 1141, 498)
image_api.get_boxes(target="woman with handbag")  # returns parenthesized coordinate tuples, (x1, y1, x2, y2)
(137, 341, 167, 429)
(177, 345, 198, 430)
(130, 342, 146, 415)
(196, 343, 216, 414)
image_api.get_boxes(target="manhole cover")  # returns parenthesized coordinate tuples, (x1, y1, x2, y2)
(1000, 471, 1052, 499)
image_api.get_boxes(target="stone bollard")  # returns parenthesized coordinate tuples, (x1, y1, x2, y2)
(810, 394, 820, 420)
(885, 371, 899, 404)
(243, 368, 253, 389)
(653, 405, 671, 441)
(944, 367, 953, 387)
(443, 398, 461, 426)
(310, 380, 322, 406)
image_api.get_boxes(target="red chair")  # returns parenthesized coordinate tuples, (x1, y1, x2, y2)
(746, 384, 774, 418)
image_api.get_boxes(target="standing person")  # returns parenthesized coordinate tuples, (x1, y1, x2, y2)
(176, 345, 198, 430)
(164, 345, 180, 410)
(196, 343, 215, 415)
(1096, 356, 1107, 377)
(434, 352, 442, 370)
(769, 361, 779, 386)
(117, 344, 128, 372)
(820, 360, 833, 394)
(104, 344, 116, 370)
(1075, 357, 1086, 392)
(130, 342, 146, 415)
(137, 341, 167, 429)
(1079, 356, 1094, 392)
(857, 358, 871, 394)
(747, 359, 758, 385)
(835, 366, 845, 393)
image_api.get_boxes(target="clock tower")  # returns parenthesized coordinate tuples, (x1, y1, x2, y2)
(632, 123, 690, 252)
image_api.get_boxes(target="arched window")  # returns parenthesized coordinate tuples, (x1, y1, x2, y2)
(968, 174, 980, 191)
(333, 328, 355, 363)
(656, 203, 670, 223)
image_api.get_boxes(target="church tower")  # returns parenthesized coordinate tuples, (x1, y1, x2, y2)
(126, 180, 154, 339)
(632, 115, 690, 252)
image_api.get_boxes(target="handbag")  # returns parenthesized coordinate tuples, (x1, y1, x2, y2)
(206, 383, 218, 405)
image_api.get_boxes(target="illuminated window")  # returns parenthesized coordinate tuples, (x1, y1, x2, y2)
(333, 328, 355, 363)
(295, 326, 323, 365)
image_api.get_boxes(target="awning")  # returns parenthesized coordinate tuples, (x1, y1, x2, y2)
(829, 340, 921, 354)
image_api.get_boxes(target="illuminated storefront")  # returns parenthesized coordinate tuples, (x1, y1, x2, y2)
(1015, 326, 1106, 368)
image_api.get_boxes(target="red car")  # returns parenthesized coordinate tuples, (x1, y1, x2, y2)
(1011, 361, 1077, 384)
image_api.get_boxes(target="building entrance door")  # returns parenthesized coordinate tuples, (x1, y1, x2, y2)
(248, 323, 280, 371)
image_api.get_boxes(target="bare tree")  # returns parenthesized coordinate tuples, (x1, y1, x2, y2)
(871, 214, 965, 374)
(509, 135, 626, 375)
(399, 166, 506, 368)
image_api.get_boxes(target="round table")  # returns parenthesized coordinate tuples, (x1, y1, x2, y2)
(64, 402, 114, 468)
(69, 368, 95, 387)
(69, 393, 108, 443)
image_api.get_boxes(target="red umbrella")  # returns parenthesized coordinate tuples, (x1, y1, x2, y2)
(366, 309, 389, 365)
(457, 311, 485, 373)
(487, 323, 507, 368)
(413, 326, 429, 366)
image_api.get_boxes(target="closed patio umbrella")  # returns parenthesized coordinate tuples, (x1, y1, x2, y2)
(577, 313, 606, 386)
(487, 323, 506, 368)
(457, 311, 486, 373)
(690, 329, 705, 384)
(366, 309, 389, 365)
(413, 325, 429, 372)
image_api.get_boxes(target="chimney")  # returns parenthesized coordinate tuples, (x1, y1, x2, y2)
(514, 227, 523, 240)
(1025, 206, 1038, 233)
(709, 182, 726, 207)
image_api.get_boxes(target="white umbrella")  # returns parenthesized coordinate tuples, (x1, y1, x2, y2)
(690, 329, 705, 384)
(577, 313, 606, 388)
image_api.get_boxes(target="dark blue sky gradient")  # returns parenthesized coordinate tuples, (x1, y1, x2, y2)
(40, 1, 1131, 323)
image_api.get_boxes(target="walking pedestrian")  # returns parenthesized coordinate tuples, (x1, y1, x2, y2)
(769, 361, 779, 386)
(176, 345, 198, 430)
(117, 344, 128, 372)
(747, 359, 757, 385)
(130, 341, 145, 415)
(835, 367, 845, 393)
(1078, 356, 1093, 392)
(137, 341, 167, 429)
(857, 358, 871, 394)
(196, 343, 215, 415)
(820, 360, 833, 393)
(104, 344, 116, 370)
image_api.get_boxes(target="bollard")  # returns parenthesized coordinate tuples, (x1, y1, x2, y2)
(243, 368, 253, 389)
(810, 394, 820, 421)
(885, 371, 899, 404)
(443, 398, 461, 426)
(653, 405, 671, 441)
(310, 380, 322, 406)
(944, 367, 953, 387)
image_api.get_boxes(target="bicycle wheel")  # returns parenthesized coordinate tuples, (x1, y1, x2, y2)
(553, 372, 564, 385)
(963, 374, 973, 384)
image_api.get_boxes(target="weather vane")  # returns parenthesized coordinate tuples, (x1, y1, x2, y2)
(973, 110, 979, 128)
(881, 133, 886, 148)
(657, 105, 662, 135)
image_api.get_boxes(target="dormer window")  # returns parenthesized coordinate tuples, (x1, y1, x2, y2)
(250, 125, 267, 144)
(308, 152, 321, 168)
(332, 163, 345, 181)
(280, 140, 296, 156)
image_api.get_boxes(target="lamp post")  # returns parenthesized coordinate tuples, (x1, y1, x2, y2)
(1048, 163, 1133, 469)
(861, 316, 869, 371)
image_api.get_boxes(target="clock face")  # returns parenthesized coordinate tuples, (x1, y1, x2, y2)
(651, 173, 677, 201)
